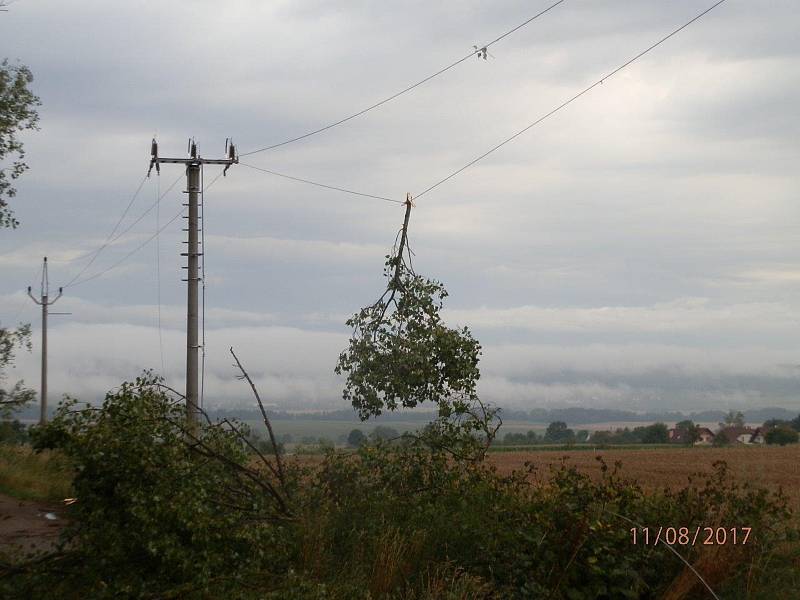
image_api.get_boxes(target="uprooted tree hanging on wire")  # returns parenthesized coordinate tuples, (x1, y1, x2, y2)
(335, 196, 500, 459)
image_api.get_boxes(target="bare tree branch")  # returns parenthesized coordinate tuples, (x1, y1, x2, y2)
(229, 347, 286, 488)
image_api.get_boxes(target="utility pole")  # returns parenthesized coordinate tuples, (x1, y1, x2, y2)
(148, 138, 236, 430)
(27, 257, 62, 425)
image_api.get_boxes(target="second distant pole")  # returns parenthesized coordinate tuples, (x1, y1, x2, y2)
(27, 257, 62, 425)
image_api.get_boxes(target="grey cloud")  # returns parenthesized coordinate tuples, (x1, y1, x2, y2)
(1, 0, 798, 413)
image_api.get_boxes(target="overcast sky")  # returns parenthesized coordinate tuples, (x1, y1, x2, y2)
(1, 0, 798, 413)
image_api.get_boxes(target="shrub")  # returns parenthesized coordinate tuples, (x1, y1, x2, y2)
(640, 422, 669, 444)
(0, 419, 28, 444)
(3, 376, 796, 599)
(347, 428, 366, 447)
(303, 447, 794, 599)
(9, 374, 298, 599)
(765, 426, 799, 446)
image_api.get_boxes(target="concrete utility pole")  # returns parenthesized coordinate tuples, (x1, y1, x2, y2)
(27, 257, 62, 425)
(148, 138, 236, 430)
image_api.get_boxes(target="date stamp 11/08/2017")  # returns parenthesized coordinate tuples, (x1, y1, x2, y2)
(630, 526, 752, 547)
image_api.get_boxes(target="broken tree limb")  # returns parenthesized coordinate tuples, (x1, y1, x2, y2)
(392, 194, 413, 285)
(229, 346, 286, 488)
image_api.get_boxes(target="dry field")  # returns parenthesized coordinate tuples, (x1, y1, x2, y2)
(488, 445, 800, 510)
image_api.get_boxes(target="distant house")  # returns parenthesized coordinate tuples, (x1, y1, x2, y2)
(749, 427, 767, 444)
(717, 427, 756, 445)
(695, 427, 715, 445)
(668, 427, 715, 445)
(667, 428, 689, 444)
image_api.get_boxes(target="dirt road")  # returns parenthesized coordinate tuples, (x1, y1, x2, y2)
(0, 493, 64, 556)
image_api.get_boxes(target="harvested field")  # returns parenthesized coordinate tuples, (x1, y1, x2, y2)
(488, 445, 800, 510)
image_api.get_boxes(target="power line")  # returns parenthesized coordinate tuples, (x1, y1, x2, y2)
(239, 0, 567, 156)
(65, 172, 226, 289)
(415, 0, 728, 200)
(69, 173, 183, 264)
(60, 174, 148, 287)
(67, 209, 185, 288)
(60, 173, 182, 288)
(239, 161, 402, 204)
(52, 172, 181, 266)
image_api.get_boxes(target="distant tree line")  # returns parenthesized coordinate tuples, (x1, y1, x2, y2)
(497, 421, 670, 446)
(197, 405, 800, 425)
(244, 414, 800, 453)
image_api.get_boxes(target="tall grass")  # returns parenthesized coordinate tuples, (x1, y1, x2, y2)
(0, 444, 72, 502)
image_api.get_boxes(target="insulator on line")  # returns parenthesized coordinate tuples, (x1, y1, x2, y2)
(147, 137, 160, 177)
(223, 138, 236, 176)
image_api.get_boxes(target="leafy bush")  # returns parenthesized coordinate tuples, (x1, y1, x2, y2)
(347, 428, 366, 447)
(640, 422, 669, 444)
(0, 419, 28, 444)
(305, 446, 794, 599)
(2, 386, 795, 599)
(765, 426, 799, 446)
(8, 374, 299, 598)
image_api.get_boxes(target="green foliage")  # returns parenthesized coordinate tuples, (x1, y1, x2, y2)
(712, 432, 731, 447)
(347, 428, 366, 447)
(0, 322, 34, 418)
(10, 373, 298, 598)
(765, 426, 799, 446)
(503, 430, 540, 445)
(640, 422, 669, 444)
(721, 410, 745, 428)
(0, 443, 71, 501)
(336, 241, 499, 460)
(0, 419, 28, 444)
(303, 447, 794, 599)
(2, 379, 796, 599)
(588, 423, 672, 446)
(590, 427, 645, 445)
(370, 424, 399, 442)
(544, 421, 575, 443)
(336, 256, 481, 421)
(0, 59, 41, 228)
(248, 429, 286, 455)
(0, 60, 38, 417)
(674, 419, 700, 444)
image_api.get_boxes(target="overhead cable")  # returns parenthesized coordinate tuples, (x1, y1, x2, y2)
(239, 0, 567, 156)
(60, 174, 148, 287)
(239, 162, 402, 204)
(66, 171, 225, 288)
(414, 0, 728, 200)
(60, 174, 183, 288)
